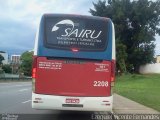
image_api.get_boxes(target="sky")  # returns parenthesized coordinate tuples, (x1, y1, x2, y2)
(0, 0, 160, 55)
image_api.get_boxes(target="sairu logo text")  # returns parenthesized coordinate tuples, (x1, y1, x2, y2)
(51, 19, 102, 39)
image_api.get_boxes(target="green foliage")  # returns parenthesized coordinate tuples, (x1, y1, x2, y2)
(0, 54, 4, 65)
(2, 64, 12, 73)
(20, 51, 33, 76)
(116, 43, 127, 73)
(90, 0, 160, 73)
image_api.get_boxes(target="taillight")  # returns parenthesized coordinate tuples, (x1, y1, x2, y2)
(111, 60, 115, 83)
(32, 68, 36, 78)
(32, 56, 37, 92)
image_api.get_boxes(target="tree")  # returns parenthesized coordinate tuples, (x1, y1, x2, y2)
(20, 51, 33, 76)
(0, 54, 4, 66)
(0, 54, 4, 76)
(116, 43, 127, 73)
(90, 0, 160, 73)
(2, 64, 12, 73)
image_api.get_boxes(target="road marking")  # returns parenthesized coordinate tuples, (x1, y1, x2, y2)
(15, 85, 26, 87)
(22, 100, 31, 104)
(15, 85, 30, 87)
(0, 84, 31, 88)
(19, 89, 29, 92)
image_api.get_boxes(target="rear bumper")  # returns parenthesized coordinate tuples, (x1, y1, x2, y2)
(32, 92, 113, 111)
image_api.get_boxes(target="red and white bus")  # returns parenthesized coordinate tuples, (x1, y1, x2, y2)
(32, 14, 115, 111)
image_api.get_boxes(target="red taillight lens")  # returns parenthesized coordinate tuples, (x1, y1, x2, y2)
(32, 56, 37, 79)
(111, 76, 114, 82)
(32, 68, 36, 78)
(111, 60, 115, 82)
(32, 56, 37, 92)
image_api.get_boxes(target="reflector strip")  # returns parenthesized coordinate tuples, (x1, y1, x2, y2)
(105, 104, 110, 106)
(103, 100, 109, 102)
(33, 101, 38, 103)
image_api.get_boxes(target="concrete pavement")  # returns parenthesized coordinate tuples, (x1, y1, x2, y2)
(113, 93, 160, 114)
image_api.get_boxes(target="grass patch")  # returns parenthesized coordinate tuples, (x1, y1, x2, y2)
(114, 74, 160, 111)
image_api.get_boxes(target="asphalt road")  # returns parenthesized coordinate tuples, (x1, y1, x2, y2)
(0, 82, 114, 120)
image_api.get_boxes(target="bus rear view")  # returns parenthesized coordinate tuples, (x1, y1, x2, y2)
(32, 14, 115, 111)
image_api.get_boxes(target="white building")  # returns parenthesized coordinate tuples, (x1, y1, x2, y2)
(11, 55, 21, 64)
(139, 63, 160, 74)
(156, 55, 160, 63)
(139, 55, 160, 74)
(0, 51, 9, 64)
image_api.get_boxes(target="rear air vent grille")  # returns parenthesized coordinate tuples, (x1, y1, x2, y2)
(62, 104, 83, 107)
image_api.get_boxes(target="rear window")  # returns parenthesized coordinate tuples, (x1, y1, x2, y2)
(44, 15, 109, 51)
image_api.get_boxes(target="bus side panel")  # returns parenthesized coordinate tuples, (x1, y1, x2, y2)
(34, 57, 111, 97)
